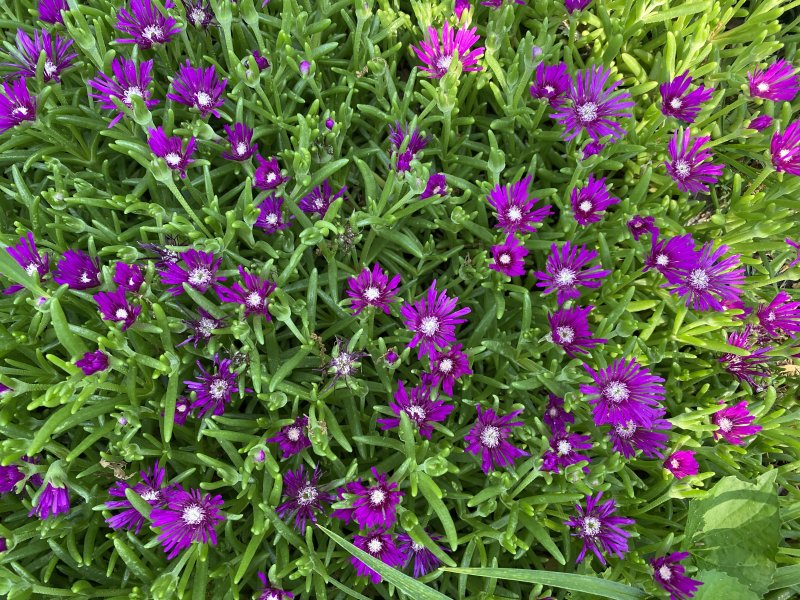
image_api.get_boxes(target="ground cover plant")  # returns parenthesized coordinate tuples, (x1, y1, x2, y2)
(1, 0, 800, 598)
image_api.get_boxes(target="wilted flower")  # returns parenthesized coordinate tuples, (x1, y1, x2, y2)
(547, 306, 607, 357)
(115, 0, 181, 49)
(660, 71, 713, 123)
(771, 121, 800, 175)
(664, 450, 699, 479)
(76, 350, 109, 376)
(411, 21, 484, 79)
(712, 401, 761, 445)
(30, 482, 71, 520)
(564, 492, 634, 565)
(105, 461, 170, 533)
(541, 430, 592, 473)
(0, 78, 36, 133)
(487, 175, 552, 235)
(298, 180, 346, 215)
(608, 418, 671, 459)
(543, 394, 575, 433)
(254, 155, 289, 190)
(489, 235, 528, 276)
(216, 266, 277, 319)
(627, 215, 657, 241)
(346, 263, 401, 315)
(643, 233, 697, 284)
(275, 465, 333, 531)
(571, 174, 620, 225)
(530, 63, 570, 106)
(178, 308, 225, 348)
(465, 406, 528, 473)
(3, 232, 49, 294)
(148, 127, 197, 178)
(377, 378, 454, 439)
(429, 344, 472, 395)
(351, 529, 405, 584)
(421, 173, 448, 198)
(400, 280, 471, 359)
(267, 415, 311, 459)
(397, 532, 445, 577)
(113, 262, 144, 292)
(748, 60, 799, 102)
(670, 242, 745, 312)
(39, 0, 68, 23)
(159, 249, 224, 296)
(332, 467, 404, 529)
(221, 123, 257, 161)
(255, 195, 292, 234)
(54, 249, 101, 289)
(581, 141, 604, 159)
(665, 128, 724, 194)
(0, 465, 24, 494)
(185, 355, 239, 418)
(651, 553, 703, 600)
(719, 326, 771, 386)
(149, 487, 224, 559)
(320, 339, 368, 390)
(252, 51, 270, 71)
(3, 30, 76, 83)
(757, 291, 800, 338)
(535, 242, 611, 305)
(173, 396, 192, 425)
(167, 60, 227, 118)
(388, 121, 430, 172)
(94, 287, 141, 330)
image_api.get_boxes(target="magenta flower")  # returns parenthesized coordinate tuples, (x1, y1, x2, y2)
(3, 232, 49, 294)
(252, 51, 270, 71)
(670, 242, 745, 312)
(541, 431, 592, 473)
(3, 30, 76, 83)
(534, 242, 611, 305)
(397, 532, 445, 577)
(298, 180, 346, 215)
(455, 0, 471, 18)
(543, 394, 575, 433)
(712, 401, 761, 445)
(332, 468, 403, 529)
(94, 287, 141, 330)
(481, 0, 524, 7)
(320, 339, 368, 390)
(757, 291, 800, 337)
(105, 461, 170, 533)
(547, 306, 607, 357)
(54, 249, 101, 289)
(488, 235, 528, 276)
(748, 114, 773, 131)
(571, 174, 620, 225)
(421, 173, 448, 199)
(351, 529, 405, 584)
(267, 415, 311, 459)
(651, 553, 703, 600)
(388, 121, 430, 172)
(400, 279, 471, 359)
(76, 350, 109, 376)
(411, 21, 484, 79)
(177, 308, 225, 348)
(30, 483, 70, 520)
(659, 71, 713, 123)
(115, 0, 181, 49)
(429, 344, 472, 395)
(185, 354, 239, 418)
(664, 450, 699, 479)
(465, 406, 528, 474)
(257, 574, 293, 600)
(377, 379, 454, 439)
(719, 326, 771, 386)
(748, 60, 799, 102)
(608, 418, 671, 459)
(643, 234, 697, 284)
(564, 492, 634, 565)
(530, 62, 570, 107)
(627, 215, 657, 241)
(216, 266, 277, 319)
(487, 175, 552, 234)
(771, 120, 800, 175)
(255, 195, 292, 233)
(787, 238, 800, 267)
(665, 128, 724, 194)
(552, 65, 634, 142)
(221, 123, 257, 161)
(346, 263, 401, 315)
(150, 487, 224, 559)
(581, 141, 605, 159)
(0, 78, 36, 133)
(159, 249, 224, 296)
(39, 0, 68, 23)
(275, 465, 333, 531)
(182, 0, 213, 28)
(113, 262, 144, 292)
(173, 396, 192, 425)
(581, 358, 666, 428)
(564, 0, 593, 12)
(167, 61, 226, 118)
(254, 155, 289, 190)
(0, 465, 24, 494)
(148, 127, 197, 178)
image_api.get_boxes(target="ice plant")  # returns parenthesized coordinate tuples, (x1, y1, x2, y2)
(149, 487, 224, 559)
(543, 394, 575, 432)
(173, 396, 192, 425)
(489, 234, 528, 276)
(670, 242, 745, 312)
(541, 431, 592, 473)
(346, 263, 401, 315)
(113, 262, 144, 291)
(665, 128, 724, 194)
(411, 21, 484, 79)
(651, 553, 703, 600)
(659, 71, 713, 123)
(455, 0, 471, 18)
(581, 358, 666, 427)
(159, 249, 224, 296)
(216, 266, 277, 319)
(377, 378, 454, 439)
(771, 120, 800, 175)
(664, 450, 699, 479)
(30, 483, 70, 519)
(255, 195, 292, 233)
(465, 406, 528, 473)
(221, 123, 257, 161)
(0, 465, 24, 494)
(148, 127, 197, 178)
(168, 61, 226, 118)
(178, 308, 225, 348)
(552, 65, 634, 142)
(93, 287, 141, 330)
(627, 215, 657, 241)
(564, 0, 593, 12)
(487, 175, 552, 234)
(643, 234, 697, 284)
(748, 60, 799, 102)
(397, 532, 445, 577)
(608, 418, 671, 459)
(529, 62, 570, 107)
(0, 78, 36, 133)
(185, 354, 239, 418)
(182, 0, 213, 28)
(546, 306, 607, 357)
(257, 574, 294, 600)
(105, 462, 170, 533)
(3, 30, 77, 83)
(388, 121, 430, 172)
(400, 279, 471, 359)
(54, 249, 101, 289)
(571, 175, 620, 225)
(534, 242, 611, 304)
(332, 468, 403, 529)
(88, 58, 158, 127)
(76, 350, 109, 376)
(320, 339, 368, 390)
(564, 492, 634, 565)
(275, 465, 333, 531)
(39, 0, 68, 23)
(787, 238, 800, 267)
(429, 344, 472, 395)
(421, 173, 448, 198)
(719, 326, 771, 386)
(254, 155, 289, 190)
(3, 232, 49, 294)
(297, 180, 346, 215)
(757, 291, 800, 337)
(115, 0, 181, 48)
(712, 401, 762, 445)
(267, 415, 311, 459)
(351, 529, 405, 584)
(581, 141, 604, 159)
(748, 114, 773, 131)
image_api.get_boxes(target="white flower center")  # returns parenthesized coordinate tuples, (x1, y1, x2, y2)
(674, 159, 691, 179)
(556, 439, 572, 456)
(115, 308, 129, 319)
(614, 420, 637, 439)
(669, 97, 682, 109)
(556, 326, 575, 344)
(80, 272, 92, 283)
(12, 105, 28, 117)
(439, 358, 453, 373)
(122, 86, 142, 105)
(188, 267, 212, 286)
(659, 565, 673, 581)
(718, 417, 733, 432)
(406, 405, 427, 421)
(480, 425, 501, 448)
(182, 504, 205, 525)
(757, 82, 769, 93)
(141, 489, 159, 502)
(549, 408, 558, 417)
(554, 268, 576, 287)
(419, 316, 440, 336)
(246, 292, 262, 308)
(367, 538, 383, 554)
(655, 254, 669, 266)
(235, 142, 247, 156)
(579, 200, 592, 213)
(767, 311, 776, 321)
(499, 252, 512, 265)
(604, 381, 630, 403)
(177, 404, 187, 413)
(577, 102, 598, 123)
(198, 317, 216, 336)
(190, 8, 206, 24)
(411, 541, 425, 552)
(142, 25, 163, 41)
(507, 206, 522, 222)
(363, 286, 380, 302)
(544, 85, 555, 94)
(582, 516, 601, 536)
(265, 213, 278, 225)
(286, 427, 301, 442)
(688, 268, 710, 290)
(209, 378, 229, 399)
(780, 148, 791, 158)
(165, 152, 182, 167)
(266, 172, 277, 183)
(670, 458, 680, 469)
(25, 263, 39, 276)
(369, 489, 387, 505)
(297, 485, 319, 506)
(195, 91, 212, 107)
(44, 60, 57, 77)
(435, 54, 453, 72)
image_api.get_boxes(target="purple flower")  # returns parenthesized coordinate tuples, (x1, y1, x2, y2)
(564, 0, 593, 13)
(651, 553, 703, 600)
(0, 465, 24, 494)
(148, 127, 197, 178)
(254, 155, 289, 190)
(173, 395, 192, 425)
(76, 350, 109, 376)
(547, 306, 607, 357)
(54, 249, 101, 289)
(185, 355, 239, 418)
(167, 60, 226, 118)
(487, 175, 552, 235)
(320, 339, 368, 390)
(719, 326, 771, 386)
(221, 123, 257, 161)
(182, 0, 213, 28)
(275, 465, 333, 531)
(665, 128, 724, 194)
(400, 279, 471, 359)
(325, 117, 335, 130)
(299, 60, 310, 75)
(388, 121, 430, 172)
(159, 249, 224, 296)
(529, 62, 570, 107)
(771, 121, 800, 175)
(297, 180, 346, 216)
(3, 232, 49, 294)
(757, 291, 800, 337)
(541, 431, 592, 473)
(421, 173, 448, 198)
(787, 238, 800, 267)
(115, 0, 181, 48)
(429, 343, 472, 395)
(177, 308, 225, 348)
(552, 65, 634, 142)
(643, 234, 697, 284)
(216, 266, 277, 319)
(411, 21, 484, 79)
(581, 358, 666, 428)
(384, 349, 400, 364)
(138, 237, 180, 270)
(30, 483, 70, 520)
(113, 262, 144, 291)
(351, 529, 405, 584)
(543, 394, 574, 433)
(608, 418, 671, 459)
(670, 242, 745, 312)
(748, 114, 773, 131)
(105, 461, 170, 534)
(481, 0, 524, 7)
(0, 78, 36, 133)
(664, 450, 699, 479)
(397, 532, 445, 577)
(252, 51, 270, 71)
(455, 0, 471, 18)
(627, 215, 657, 241)
(659, 71, 713, 123)
(564, 492, 634, 565)
(712, 401, 761, 445)
(489, 235, 528, 276)
(94, 288, 142, 331)
(267, 415, 311, 459)
(748, 60, 799, 102)
(346, 263, 401, 315)
(257, 574, 293, 600)
(255, 195, 292, 234)
(571, 174, 620, 225)
(534, 242, 611, 305)
(332, 468, 403, 529)
(39, 0, 68, 23)
(377, 379, 454, 439)
(0, 383, 11, 395)
(581, 141, 605, 159)
(465, 406, 528, 474)
(149, 487, 224, 559)
(3, 30, 76, 83)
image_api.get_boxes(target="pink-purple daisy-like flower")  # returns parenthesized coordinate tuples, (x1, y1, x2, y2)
(757, 291, 800, 338)
(643, 233, 697, 284)
(320, 339, 369, 390)
(608, 418, 671, 459)
(255, 195, 292, 234)
(719, 326, 771, 386)
(670, 242, 745, 312)
(254, 155, 289, 190)
(530, 62, 570, 107)
(465, 406, 529, 474)
(411, 21, 484, 79)
(664, 450, 699, 479)
(0, 78, 36, 133)
(257, 573, 294, 600)
(627, 215, 657, 241)
(148, 127, 197, 178)
(487, 175, 552, 235)
(185, 355, 239, 418)
(39, 0, 68, 23)
(182, 0, 213, 28)
(30, 482, 70, 520)
(400, 279, 471, 359)
(54, 249, 101, 289)
(397, 532, 445, 577)
(651, 553, 703, 600)
(421, 173, 448, 199)
(351, 529, 405, 584)
(3, 30, 76, 83)
(216, 266, 277, 319)
(564, 0, 593, 13)
(167, 60, 227, 118)
(3, 232, 49, 294)
(429, 343, 472, 395)
(543, 394, 575, 433)
(552, 65, 634, 142)
(771, 120, 800, 175)
(748, 59, 799, 102)
(541, 430, 592, 474)
(105, 461, 170, 534)
(275, 465, 333, 531)
(76, 350, 109, 376)
(177, 308, 225, 348)
(94, 287, 141, 330)
(564, 492, 634, 566)
(159, 249, 224, 296)
(535, 242, 611, 305)
(748, 114, 773, 131)
(388, 121, 430, 172)
(221, 123, 257, 161)
(346, 263, 401, 315)
(712, 401, 761, 445)
(665, 128, 724, 194)
(377, 378, 454, 439)
(659, 71, 713, 123)
(149, 487, 224, 559)
(547, 305, 607, 358)
(489, 235, 528, 276)
(298, 180, 346, 216)
(571, 174, 620, 225)
(113, 262, 144, 292)
(332, 467, 404, 529)
(115, 0, 181, 49)
(267, 415, 311, 459)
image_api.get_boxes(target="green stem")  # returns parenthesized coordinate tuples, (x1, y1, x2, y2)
(744, 164, 775, 197)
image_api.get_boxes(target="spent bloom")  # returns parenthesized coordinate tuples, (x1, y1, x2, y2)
(564, 492, 634, 565)
(397, 532, 445, 577)
(159, 249, 224, 296)
(177, 308, 225, 348)
(608, 418, 671, 459)
(627, 215, 657, 241)
(76, 350, 109, 376)
(665, 128, 724, 194)
(346, 263, 401, 315)
(719, 326, 771, 386)
(298, 180, 346, 215)
(748, 114, 773, 131)
(530, 62, 570, 107)
(664, 450, 699, 479)
(388, 121, 430, 172)
(54, 249, 101, 289)
(0, 78, 36, 133)
(400, 280, 471, 359)
(149, 487, 224, 559)
(535, 242, 611, 305)
(115, 0, 181, 49)
(748, 60, 799, 102)
(487, 175, 552, 234)
(275, 465, 333, 531)
(3, 30, 76, 83)
(429, 343, 472, 395)
(571, 175, 620, 225)
(489, 235, 528, 276)
(257, 574, 293, 600)
(173, 396, 192, 425)
(148, 127, 197, 178)
(541, 431, 592, 474)
(651, 553, 703, 600)
(581, 141, 605, 159)
(412, 21, 484, 79)
(543, 394, 575, 433)
(377, 378, 454, 439)
(0, 465, 24, 494)
(660, 71, 713, 123)
(547, 305, 607, 358)
(712, 401, 762, 445)
(3, 232, 49, 294)
(216, 266, 277, 319)
(351, 529, 405, 584)
(39, 0, 68, 23)
(255, 195, 292, 234)
(465, 406, 528, 473)
(267, 415, 311, 459)
(94, 288, 141, 330)
(185, 355, 239, 418)
(182, 0, 213, 28)
(757, 291, 800, 338)
(105, 462, 170, 534)
(222, 123, 257, 161)
(320, 340, 369, 390)
(254, 155, 289, 190)
(670, 242, 745, 312)
(113, 262, 144, 292)
(30, 483, 70, 520)
(168, 61, 227, 118)
(771, 120, 800, 175)
(644, 234, 697, 284)
(332, 467, 404, 529)
(421, 173, 448, 199)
